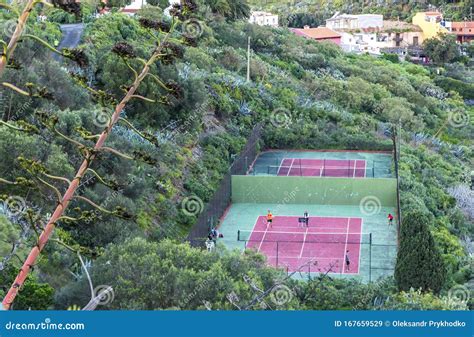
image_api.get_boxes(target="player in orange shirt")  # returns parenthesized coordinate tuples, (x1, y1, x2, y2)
(266, 210, 273, 229)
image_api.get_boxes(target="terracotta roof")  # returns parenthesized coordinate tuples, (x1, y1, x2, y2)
(424, 11, 442, 16)
(382, 21, 422, 32)
(291, 27, 342, 39)
(450, 22, 474, 36)
(450, 21, 474, 29)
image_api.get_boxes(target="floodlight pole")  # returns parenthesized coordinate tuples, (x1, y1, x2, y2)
(246, 36, 251, 83)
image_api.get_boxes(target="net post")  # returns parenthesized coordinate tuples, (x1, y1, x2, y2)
(369, 232, 372, 283)
(276, 241, 279, 267)
(323, 159, 326, 177)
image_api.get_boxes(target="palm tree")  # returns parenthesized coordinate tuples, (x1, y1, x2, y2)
(227, 0, 250, 21)
(207, 0, 231, 17)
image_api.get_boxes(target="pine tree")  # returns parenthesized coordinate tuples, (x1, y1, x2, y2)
(394, 210, 447, 294)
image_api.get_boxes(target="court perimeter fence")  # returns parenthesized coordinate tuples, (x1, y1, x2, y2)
(187, 123, 263, 244)
(237, 230, 397, 283)
(251, 161, 392, 178)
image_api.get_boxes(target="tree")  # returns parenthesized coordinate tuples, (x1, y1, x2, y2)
(54, 238, 292, 310)
(395, 210, 447, 294)
(423, 34, 461, 65)
(466, 42, 474, 58)
(107, 0, 132, 8)
(0, 0, 199, 309)
(0, 265, 54, 310)
(146, 0, 169, 9)
(225, 0, 250, 21)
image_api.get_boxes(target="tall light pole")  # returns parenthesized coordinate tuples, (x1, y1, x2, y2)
(246, 36, 251, 83)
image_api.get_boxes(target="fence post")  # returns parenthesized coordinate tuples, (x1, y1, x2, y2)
(369, 233, 372, 283)
(392, 128, 402, 247)
(276, 241, 279, 268)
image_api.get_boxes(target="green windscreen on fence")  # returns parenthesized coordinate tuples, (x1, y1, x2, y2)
(231, 175, 397, 207)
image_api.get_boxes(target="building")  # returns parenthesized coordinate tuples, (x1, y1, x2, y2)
(290, 26, 342, 45)
(326, 13, 383, 30)
(443, 21, 474, 43)
(377, 21, 424, 48)
(121, 0, 147, 15)
(412, 11, 448, 39)
(249, 11, 279, 27)
(329, 17, 423, 56)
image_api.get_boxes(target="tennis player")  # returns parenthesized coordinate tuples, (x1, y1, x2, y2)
(304, 211, 309, 227)
(388, 213, 394, 226)
(345, 250, 350, 272)
(266, 210, 273, 228)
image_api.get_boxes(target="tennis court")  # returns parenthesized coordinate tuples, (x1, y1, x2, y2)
(276, 158, 367, 177)
(217, 172, 398, 282)
(250, 150, 393, 178)
(239, 215, 363, 273)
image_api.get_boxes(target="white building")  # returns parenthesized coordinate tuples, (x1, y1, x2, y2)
(326, 12, 383, 31)
(327, 13, 423, 57)
(249, 11, 279, 27)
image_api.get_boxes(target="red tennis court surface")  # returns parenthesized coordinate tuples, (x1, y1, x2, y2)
(244, 216, 362, 273)
(277, 158, 366, 177)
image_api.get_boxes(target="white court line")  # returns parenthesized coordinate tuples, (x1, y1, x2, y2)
(287, 158, 295, 176)
(257, 223, 270, 252)
(341, 218, 351, 273)
(352, 160, 356, 178)
(298, 226, 309, 258)
(245, 230, 363, 235)
(276, 157, 287, 175)
(266, 255, 343, 260)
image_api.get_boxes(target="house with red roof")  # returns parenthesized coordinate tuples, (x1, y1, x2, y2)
(290, 26, 342, 45)
(444, 21, 474, 43)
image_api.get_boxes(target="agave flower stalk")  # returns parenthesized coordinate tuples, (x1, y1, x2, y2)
(1, 19, 178, 310)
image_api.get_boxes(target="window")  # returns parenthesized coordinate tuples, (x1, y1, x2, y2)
(413, 36, 419, 46)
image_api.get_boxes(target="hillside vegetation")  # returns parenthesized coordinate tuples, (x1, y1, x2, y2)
(0, 0, 472, 310)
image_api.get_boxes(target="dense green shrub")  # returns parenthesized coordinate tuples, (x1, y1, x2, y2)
(395, 211, 447, 294)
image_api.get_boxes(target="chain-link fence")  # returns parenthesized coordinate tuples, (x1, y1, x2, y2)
(236, 231, 397, 283)
(187, 123, 263, 244)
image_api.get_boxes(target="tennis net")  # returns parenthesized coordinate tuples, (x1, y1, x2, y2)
(265, 164, 368, 177)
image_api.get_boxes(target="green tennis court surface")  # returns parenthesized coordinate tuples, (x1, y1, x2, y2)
(250, 150, 393, 178)
(216, 150, 398, 282)
(219, 203, 397, 282)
